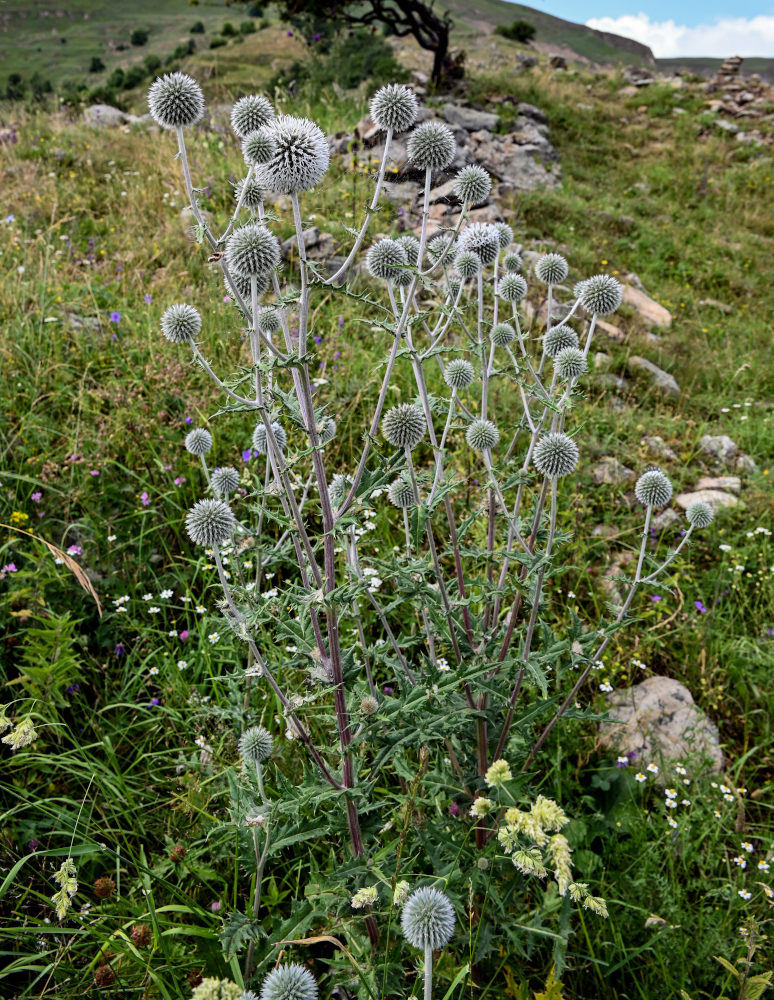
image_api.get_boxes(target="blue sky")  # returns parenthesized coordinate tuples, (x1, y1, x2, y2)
(508, 2, 774, 56)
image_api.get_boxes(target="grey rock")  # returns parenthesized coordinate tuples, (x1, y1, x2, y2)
(599, 676, 723, 773)
(549, 55, 567, 69)
(715, 119, 740, 134)
(592, 457, 636, 485)
(280, 227, 335, 260)
(594, 352, 613, 370)
(641, 435, 678, 462)
(592, 373, 628, 391)
(694, 475, 741, 495)
(627, 356, 680, 397)
(443, 103, 499, 132)
(736, 453, 759, 473)
(516, 53, 538, 68)
(517, 102, 547, 124)
(83, 104, 129, 127)
(592, 524, 619, 538)
(651, 508, 682, 531)
(676, 489, 739, 511)
(698, 434, 738, 466)
(66, 312, 101, 331)
(380, 181, 421, 205)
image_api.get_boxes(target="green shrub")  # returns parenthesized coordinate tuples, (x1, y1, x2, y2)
(123, 65, 147, 89)
(190, 20, 205, 34)
(494, 19, 536, 43)
(107, 67, 125, 90)
(130, 28, 149, 46)
(240, 20, 256, 35)
(270, 30, 407, 92)
(143, 53, 162, 74)
(220, 21, 237, 37)
(209, 36, 228, 49)
(89, 56, 105, 73)
(248, 2, 264, 14)
(172, 39, 196, 60)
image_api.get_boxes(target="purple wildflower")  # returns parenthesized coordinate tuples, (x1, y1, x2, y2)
(109, 311, 121, 323)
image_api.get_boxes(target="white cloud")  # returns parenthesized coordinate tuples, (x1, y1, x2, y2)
(585, 13, 774, 58)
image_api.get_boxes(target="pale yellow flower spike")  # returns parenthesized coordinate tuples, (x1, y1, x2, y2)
(51, 858, 78, 921)
(1, 717, 38, 750)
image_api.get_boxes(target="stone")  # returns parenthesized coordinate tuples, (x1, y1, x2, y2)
(627, 356, 680, 397)
(549, 55, 567, 69)
(280, 227, 335, 260)
(592, 457, 636, 485)
(476, 142, 561, 191)
(443, 103, 499, 132)
(516, 53, 538, 68)
(651, 508, 682, 531)
(694, 476, 741, 494)
(599, 676, 723, 773)
(592, 373, 628, 391)
(675, 489, 739, 511)
(736, 453, 759, 473)
(622, 285, 672, 328)
(428, 178, 462, 204)
(467, 204, 502, 224)
(593, 352, 613, 370)
(595, 318, 626, 343)
(518, 102, 547, 124)
(380, 181, 420, 206)
(699, 297, 733, 314)
(83, 104, 129, 127)
(592, 524, 619, 538)
(715, 119, 740, 134)
(698, 434, 738, 466)
(640, 435, 678, 462)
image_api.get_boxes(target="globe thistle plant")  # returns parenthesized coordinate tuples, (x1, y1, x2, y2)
(466, 419, 499, 452)
(543, 325, 579, 357)
(554, 346, 587, 380)
(256, 115, 329, 193)
(231, 94, 275, 138)
(234, 175, 265, 211)
(225, 224, 280, 279)
(185, 428, 212, 456)
(498, 273, 528, 302)
(427, 233, 456, 262)
(148, 72, 205, 130)
(242, 130, 276, 167)
(444, 358, 476, 390)
(366, 239, 409, 282)
(211, 466, 240, 498)
(533, 433, 579, 478)
(256, 307, 281, 335)
(490, 322, 516, 347)
(238, 726, 273, 764)
(535, 252, 569, 284)
(686, 500, 714, 528)
(407, 121, 456, 171)
(185, 499, 236, 547)
(453, 165, 491, 206)
(161, 303, 201, 342)
(396, 233, 420, 263)
(579, 274, 623, 315)
(457, 223, 500, 266)
(401, 885, 456, 1000)
(382, 404, 426, 450)
(259, 963, 318, 1000)
(634, 468, 673, 508)
(388, 476, 415, 508)
(503, 251, 522, 273)
(495, 222, 514, 249)
(252, 421, 287, 455)
(369, 83, 418, 133)
(454, 249, 481, 280)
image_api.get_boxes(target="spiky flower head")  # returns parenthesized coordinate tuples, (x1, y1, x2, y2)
(252, 421, 287, 455)
(485, 758, 513, 787)
(238, 725, 273, 763)
(328, 473, 352, 508)
(454, 250, 481, 280)
(320, 417, 336, 444)
(185, 428, 212, 456)
(686, 501, 714, 528)
(466, 419, 499, 452)
(225, 224, 280, 279)
(388, 476, 415, 509)
(444, 358, 475, 389)
(161, 303, 201, 342)
(401, 887, 456, 950)
(185, 499, 236, 547)
(231, 94, 275, 138)
(256, 114, 329, 193)
(407, 121, 456, 171)
(427, 233, 456, 262)
(634, 468, 673, 508)
(242, 129, 276, 167)
(490, 322, 516, 347)
(257, 307, 281, 334)
(555, 346, 587, 380)
(211, 466, 240, 498)
(503, 251, 522, 273)
(533, 433, 579, 478)
(224, 268, 270, 310)
(369, 83, 418, 133)
(234, 174, 265, 210)
(495, 222, 514, 249)
(366, 238, 408, 282)
(453, 165, 491, 206)
(543, 324, 579, 358)
(148, 72, 205, 130)
(535, 252, 569, 284)
(446, 276, 462, 299)
(259, 963, 318, 1000)
(458, 223, 500, 266)
(360, 695, 379, 715)
(498, 273, 527, 302)
(382, 403, 426, 451)
(579, 274, 623, 315)
(397, 233, 420, 264)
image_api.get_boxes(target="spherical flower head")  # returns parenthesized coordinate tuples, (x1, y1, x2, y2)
(328, 473, 352, 508)
(580, 273, 623, 315)
(458, 223, 500, 266)
(444, 358, 475, 390)
(686, 500, 714, 528)
(495, 222, 514, 249)
(211, 466, 240, 498)
(407, 120, 456, 171)
(470, 796, 494, 818)
(238, 725, 273, 763)
(224, 269, 270, 310)
(225, 224, 280, 279)
(503, 251, 522, 273)
(533, 433, 579, 478)
(256, 114, 329, 193)
(388, 475, 415, 509)
(148, 72, 204, 130)
(498, 273, 527, 302)
(360, 694, 379, 715)
(257, 307, 281, 334)
(252, 421, 287, 455)
(235, 174, 265, 210)
(259, 963, 318, 1000)
(446, 276, 462, 299)
(490, 322, 515, 347)
(382, 403, 425, 451)
(543, 324, 579, 358)
(366, 238, 408, 282)
(454, 249, 481, 281)
(535, 252, 568, 284)
(369, 83, 418, 133)
(554, 346, 587, 380)
(185, 428, 212, 456)
(161, 303, 201, 342)
(185, 499, 236, 547)
(231, 94, 275, 138)
(466, 419, 499, 452)
(401, 886, 455, 950)
(485, 758, 512, 787)
(453, 165, 491, 206)
(242, 129, 276, 167)
(191, 978, 243, 1000)
(397, 233, 420, 264)
(427, 233, 456, 263)
(634, 468, 673, 508)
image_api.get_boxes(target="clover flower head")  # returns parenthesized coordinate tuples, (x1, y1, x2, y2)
(185, 499, 236, 547)
(238, 725, 273, 763)
(401, 886, 455, 950)
(185, 428, 212, 456)
(444, 358, 476, 389)
(369, 83, 418, 133)
(328, 473, 352, 508)
(225, 224, 280, 279)
(148, 72, 205, 129)
(495, 222, 514, 249)
(454, 249, 481, 280)
(458, 223, 500, 266)
(543, 324, 579, 357)
(634, 468, 673, 508)
(580, 273, 623, 315)
(686, 501, 714, 528)
(397, 233, 420, 264)
(535, 252, 569, 284)
(466, 419, 499, 452)
(256, 114, 329, 193)
(503, 251, 522, 273)
(242, 129, 276, 167)
(231, 94, 275, 138)
(388, 475, 415, 509)
(427, 233, 456, 262)
(235, 174, 265, 210)
(161, 303, 201, 342)
(382, 403, 426, 450)
(211, 466, 240, 498)
(490, 322, 516, 347)
(497, 272, 527, 302)
(252, 421, 287, 455)
(453, 165, 491, 205)
(257, 307, 281, 334)
(366, 238, 408, 282)
(533, 433, 579, 478)
(407, 120, 456, 171)
(259, 963, 318, 1000)
(555, 346, 587, 380)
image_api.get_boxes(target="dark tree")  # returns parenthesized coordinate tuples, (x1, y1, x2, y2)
(494, 19, 536, 44)
(276, 0, 459, 85)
